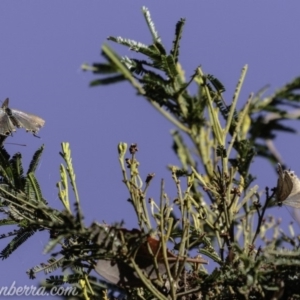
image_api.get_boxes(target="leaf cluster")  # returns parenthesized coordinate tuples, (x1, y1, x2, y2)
(2, 6, 300, 300)
(80, 6, 300, 299)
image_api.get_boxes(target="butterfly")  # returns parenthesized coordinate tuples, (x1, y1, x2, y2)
(276, 163, 300, 208)
(92, 224, 207, 287)
(0, 98, 45, 136)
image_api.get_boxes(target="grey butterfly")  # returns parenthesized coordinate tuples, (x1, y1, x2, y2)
(277, 163, 300, 208)
(0, 98, 45, 136)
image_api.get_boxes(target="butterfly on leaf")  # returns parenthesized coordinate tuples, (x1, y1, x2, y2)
(276, 163, 300, 208)
(0, 98, 45, 137)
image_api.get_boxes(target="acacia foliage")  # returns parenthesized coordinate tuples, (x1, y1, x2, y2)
(1, 6, 300, 300)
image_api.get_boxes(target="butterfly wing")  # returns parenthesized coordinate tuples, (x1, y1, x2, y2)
(9, 109, 45, 134)
(2, 98, 9, 109)
(276, 163, 293, 203)
(277, 163, 300, 208)
(0, 108, 17, 136)
(281, 193, 300, 208)
(283, 172, 300, 208)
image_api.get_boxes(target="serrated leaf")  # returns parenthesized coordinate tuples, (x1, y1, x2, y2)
(27, 145, 44, 174)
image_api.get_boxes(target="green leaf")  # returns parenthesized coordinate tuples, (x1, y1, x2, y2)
(27, 144, 44, 174)
(89, 75, 126, 87)
(171, 18, 185, 62)
(0, 228, 35, 259)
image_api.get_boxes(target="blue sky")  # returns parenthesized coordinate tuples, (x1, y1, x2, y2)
(1, 2, 300, 298)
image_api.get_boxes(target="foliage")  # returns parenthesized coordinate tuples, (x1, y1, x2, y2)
(1, 6, 300, 300)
